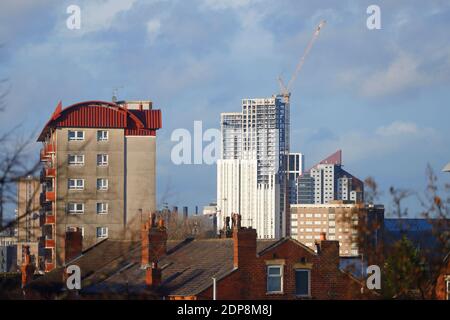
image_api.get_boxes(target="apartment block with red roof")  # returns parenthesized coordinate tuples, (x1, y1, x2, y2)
(37, 100, 162, 271)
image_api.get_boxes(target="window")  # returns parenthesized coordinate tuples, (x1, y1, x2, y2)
(97, 227, 108, 238)
(295, 269, 310, 297)
(97, 154, 108, 166)
(267, 265, 283, 293)
(96, 202, 108, 214)
(68, 154, 84, 166)
(68, 130, 84, 141)
(68, 179, 84, 190)
(97, 130, 108, 141)
(67, 203, 84, 214)
(97, 178, 108, 191)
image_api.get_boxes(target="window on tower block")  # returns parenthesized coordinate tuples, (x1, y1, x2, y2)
(97, 130, 109, 141)
(68, 130, 85, 141)
(67, 203, 84, 214)
(68, 154, 84, 166)
(97, 154, 108, 166)
(97, 178, 108, 191)
(96, 202, 108, 214)
(96, 227, 108, 238)
(68, 179, 84, 190)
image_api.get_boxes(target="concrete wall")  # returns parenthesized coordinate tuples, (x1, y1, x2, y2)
(124, 136, 156, 240)
(55, 128, 126, 264)
(17, 178, 41, 243)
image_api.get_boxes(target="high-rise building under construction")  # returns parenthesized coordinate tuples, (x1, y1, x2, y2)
(217, 95, 290, 239)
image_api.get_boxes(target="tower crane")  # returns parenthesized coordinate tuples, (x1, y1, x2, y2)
(278, 20, 326, 104)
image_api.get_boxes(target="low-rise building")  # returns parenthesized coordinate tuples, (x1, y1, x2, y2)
(25, 214, 366, 300)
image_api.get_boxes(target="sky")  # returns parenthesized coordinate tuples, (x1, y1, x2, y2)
(0, 0, 449, 220)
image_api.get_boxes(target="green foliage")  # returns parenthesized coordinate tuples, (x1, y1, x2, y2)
(382, 235, 427, 299)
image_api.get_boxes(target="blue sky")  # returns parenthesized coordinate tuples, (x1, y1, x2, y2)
(1, 0, 449, 219)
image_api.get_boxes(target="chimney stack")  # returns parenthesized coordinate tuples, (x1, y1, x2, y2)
(318, 235, 340, 268)
(65, 228, 83, 263)
(232, 213, 257, 269)
(141, 213, 168, 267)
(20, 246, 35, 288)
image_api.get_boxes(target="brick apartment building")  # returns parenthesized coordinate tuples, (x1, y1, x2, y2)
(37, 100, 162, 272)
(291, 201, 384, 256)
(25, 214, 367, 300)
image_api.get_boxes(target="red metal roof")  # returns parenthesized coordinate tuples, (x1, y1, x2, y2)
(304, 149, 342, 174)
(38, 101, 162, 141)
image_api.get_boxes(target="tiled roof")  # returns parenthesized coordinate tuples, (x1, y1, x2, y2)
(28, 238, 278, 297)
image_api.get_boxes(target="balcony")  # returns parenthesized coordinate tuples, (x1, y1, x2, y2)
(45, 238, 55, 249)
(40, 143, 55, 162)
(45, 143, 55, 154)
(46, 191, 55, 202)
(40, 167, 56, 182)
(40, 191, 55, 206)
(45, 214, 55, 224)
(40, 149, 50, 161)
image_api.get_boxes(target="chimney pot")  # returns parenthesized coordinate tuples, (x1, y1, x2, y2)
(20, 246, 35, 288)
(320, 232, 327, 241)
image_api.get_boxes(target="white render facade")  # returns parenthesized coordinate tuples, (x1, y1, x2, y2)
(217, 95, 289, 239)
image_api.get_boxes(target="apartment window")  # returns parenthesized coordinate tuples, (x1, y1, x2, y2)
(96, 227, 108, 238)
(68, 179, 84, 190)
(68, 130, 84, 141)
(96, 202, 108, 214)
(68, 154, 84, 166)
(97, 154, 108, 166)
(267, 265, 283, 293)
(295, 269, 310, 297)
(67, 203, 84, 214)
(97, 130, 109, 142)
(97, 178, 108, 191)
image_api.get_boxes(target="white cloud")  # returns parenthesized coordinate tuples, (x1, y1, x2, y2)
(146, 18, 161, 44)
(201, 0, 255, 10)
(73, 0, 138, 35)
(376, 121, 419, 136)
(306, 121, 438, 165)
(360, 52, 425, 97)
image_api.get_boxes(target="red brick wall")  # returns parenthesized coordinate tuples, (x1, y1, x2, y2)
(197, 238, 364, 300)
(64, 229, 82, 263)
(141, 222, 167, 266)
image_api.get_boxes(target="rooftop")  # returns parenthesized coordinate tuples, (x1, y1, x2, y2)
(28, 238, 278, 298)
